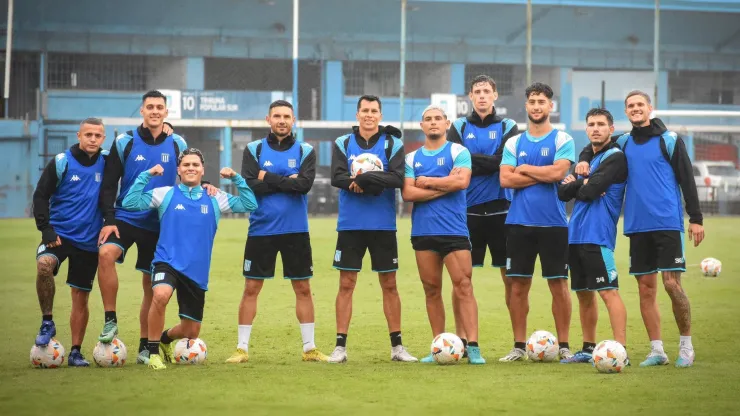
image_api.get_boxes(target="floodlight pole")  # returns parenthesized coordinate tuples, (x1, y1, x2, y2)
(653, 0, 660, 108)
(292, 0, 300, 121)
(4, 0, 14, 118)
(400, 0, 407, 137)
(526, 0, 532, 86)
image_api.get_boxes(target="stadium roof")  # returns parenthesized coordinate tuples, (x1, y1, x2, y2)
(411, 0, 740, 13)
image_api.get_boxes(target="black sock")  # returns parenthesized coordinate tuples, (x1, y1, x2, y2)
(42, 314, 53, 322)
(559, 342, 570, 350)
(583, 342, 597, 353)
(148, 341, 160, 355)
(467, 341, 479, 348)
(336, 333, 347, 348)
(104, 311, 117, 323)
(514, 341, 526, 350)
(161, 329, 173, 344)
(139, 338, 148, 353)
(390, 331, 402, 347)
(461, 338, 468, 349)
(71, 345, 81, 353)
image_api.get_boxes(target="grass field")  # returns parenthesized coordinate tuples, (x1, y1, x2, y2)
(1, 217, 739, 415)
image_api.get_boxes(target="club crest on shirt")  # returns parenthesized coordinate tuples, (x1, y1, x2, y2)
(288, 159, 297, 168)
(161, 153, 170, 163)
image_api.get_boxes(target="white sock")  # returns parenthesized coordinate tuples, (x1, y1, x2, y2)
(237, 325, 252, 351)
(650, 340, 665, 354)
(679, 336, 693, 350)
(300, 323, 316, 353)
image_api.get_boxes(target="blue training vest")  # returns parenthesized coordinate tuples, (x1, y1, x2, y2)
(410, 143, 468, 237)
(116, 130, 178, 232)
(50, 150, 105, 251)
(506, 130, 568, 227)
(568, 148, 626, 250)
(619, 133, 684, 234)
(153, 187, 217, 290)
(459, 121, 506, 207)
(248, 138, 309, 236)
(337, 134, 396, 231)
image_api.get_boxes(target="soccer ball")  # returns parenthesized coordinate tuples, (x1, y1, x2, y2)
(430, 332, 464, 365)
(592, 340, 628, 374)
(350, 153, 383, 176)
(700, 257, 722, 277)
(30, 339, 65, 368)
(526, 330, 559, 362)
(173, 338, 208, 365)
(92, 338, 128, 367)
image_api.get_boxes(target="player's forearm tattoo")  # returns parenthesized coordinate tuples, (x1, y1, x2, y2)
(36, 262, 55, 315)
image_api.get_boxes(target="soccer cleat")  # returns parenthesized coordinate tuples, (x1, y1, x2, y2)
(98, 320, 118, 343)
(225, 348, 249, 363)
(419, 353, 435, 363)
(302, 348, 328, 362)
(466, 346, 486, 365)
(327, 346, 348, 363)
(136, 349, 150, 365)
(639, 352, 669, 367)
(148, 353, 166, 370)
(68, 350, 90, 367)
(499, 348, 526, 362)
(675, 349, 695, 368)
(560, 350, 592, 363)
(35, 320, 56, 346)
(391, 345, 418, 362)
(160, 342, 175, 364)
(559, 348, 574, 361)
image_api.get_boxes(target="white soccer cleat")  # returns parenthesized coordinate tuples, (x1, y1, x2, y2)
(499, 347, 526, 362)
(559, 347, 574, 361)
(327, 346, 347, 363)
(391, 345, 418, 362)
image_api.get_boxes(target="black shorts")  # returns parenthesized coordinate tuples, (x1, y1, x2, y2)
(411, 235, 471, 259)
(333, 230, 398, 272)
(628, 231, 686, 275)
(506, 225, 569, 279)
(243, 233, 313, 279)
(151, 263, 206, 322)
(101, 219, 159, 273)
(36, 237, 98, 291)
(569, 244, 619, 291)
(467, 213, 507, 268)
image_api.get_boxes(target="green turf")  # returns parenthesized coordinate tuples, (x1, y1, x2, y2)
(1, 217, 739, 415)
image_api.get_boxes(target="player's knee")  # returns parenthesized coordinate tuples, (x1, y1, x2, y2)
(638, 282, 657, 298)
(338, 276, 357, 294)
(244, 280, 263, 298)
(98, 245, 120, 264)
(577, 291, 596, 305)
(151, 291, 170, 308)
(421, 282, 442, 298)
(378, 274, 398, 294)
(36, 256, 56, 277)
(292, 280, 312, 298)
(662, 278, 682, 295)
(452, 277, 473, 298)
(70, 288, 90, 304)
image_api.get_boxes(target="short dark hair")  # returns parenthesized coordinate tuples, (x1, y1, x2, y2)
(178, 148, 204, 165)
(585, 108, 614, 126)
(624, 90, 651, 105)
(80, 117, 104, 127)
(269, 100, 294, 113)
(469, 75, 497, 92)
(525, 82, 554, 99)
(357, 95, 382, 112)
(142, 90, 167, 104)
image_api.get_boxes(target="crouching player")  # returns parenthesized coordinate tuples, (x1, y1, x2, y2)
(122, 148, 257, 370)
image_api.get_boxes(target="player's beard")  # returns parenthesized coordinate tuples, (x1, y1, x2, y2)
(428, 133, 443, 141)
(528, 113, 548, 124)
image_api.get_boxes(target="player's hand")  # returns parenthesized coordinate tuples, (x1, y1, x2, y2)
(288, 174, 298, 178)
(515, 164, 530, 175)
(688, 223, 705, 247)
(220, 167, 237, 179)
(450, 167, 464, 176)
(203, 183, 220, 196)
(98, 225, 120, 245)
(575, 161, 590, 177)
(162, 123, 174, 136)
(46, 236, 62, 248)
(349, 181, 364, 193)
(258, 170, 267, 181)
(149, 164, 164, 176)
(415, 176, 430, 189)
(562, 174, 576, 184)
(583, 178, 589, 185)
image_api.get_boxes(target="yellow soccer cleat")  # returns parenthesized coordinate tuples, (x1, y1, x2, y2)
(302, 348, 328, 362)
(160, 342, 175, 364)
(148, 353, 167, 370)
(225, 348, 249, 364)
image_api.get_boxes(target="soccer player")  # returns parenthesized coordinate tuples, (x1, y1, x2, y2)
(557, 108, 628, 363)
(32, 118, 108, 367)
(403, 105, 485, 365)
(575, 91, 704, 368)
(226, 100, 328, 363)
(498, 82, 575, 362)
(97, 90, 215, 364)
(327, 95, 417, 363)
(122, 148, 257, 370)
(448, 75, 519, 350)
